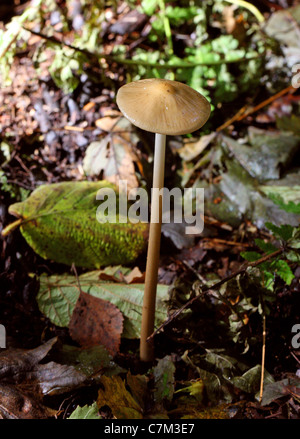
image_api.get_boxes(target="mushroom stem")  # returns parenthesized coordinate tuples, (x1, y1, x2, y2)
(140, 133, 166, 362)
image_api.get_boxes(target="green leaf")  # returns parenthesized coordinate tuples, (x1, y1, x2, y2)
(240, 251, 262, 262)
(4, 181, 148, 269)
(276, 114, 300, 136)
(141, 0, 159, 15)
(286, 250, 300, 262)
(254, 239, 278, 254)
(165, 6, 197, 26)
(37, 271, 169, 338)
(271, 259, 294, 285)
(175, 379, 204, 403)
(68, 402, 101, 419)
(265, 222, 294, 241)
(267, 192, 300, 214)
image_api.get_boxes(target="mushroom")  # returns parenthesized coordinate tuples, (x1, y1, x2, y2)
(116, 78, 211, 361)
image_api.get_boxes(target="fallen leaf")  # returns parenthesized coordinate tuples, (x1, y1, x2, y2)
(98, 265, 145, 284)
(180, 402, 245, 419)
(83, 118, 140, 189)
(177, 133, 216, 161)
(0, 337, 57, 381)
(0, 384, 55, 419)
(223, 128, 299, 181)
(27, 361, 88, 396)
(69, 291, 123, 356)
(98, 265, 134, 282)
(153, 356, 176, 403)
(55, 344, 125, 377)
(126, 371, 149, 410)
(97, 375, 143, 419)
(261, 376, 300, 406)
(231, 364, 274, 395)
(95, 116, 121, 131)
(175, 379, 204, 404)
(122, 266, 145, 284)
(161, 220, 196, 249)
(37, 272, 170, 339)
(0, 337, 89, 396)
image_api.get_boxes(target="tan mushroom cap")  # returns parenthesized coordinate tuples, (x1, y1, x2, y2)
(116, 78, 211, 136)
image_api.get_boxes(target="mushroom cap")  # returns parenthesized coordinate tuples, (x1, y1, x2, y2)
(116, 78, 211, 135)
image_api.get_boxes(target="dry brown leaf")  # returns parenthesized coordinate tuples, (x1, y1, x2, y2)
(95, 116, 121, 131)
(83, 131, 139, 189)
(0, 384, 56, 419)
(122, 266, 145, 284)
(69, 291, 124, 356)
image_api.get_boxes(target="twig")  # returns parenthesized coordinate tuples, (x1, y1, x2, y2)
(216, 85, 296, 132)
(290, 350, 300, 365)
(22, 27, 102, 63)
(259, 314, 266, 404)
(71, 263, 82, 292)
(147, 248, 283, 340)
(216, 106, 247, 132)
(236, 85, 296, 121)
(22, 27, 264, 70)
(202, 237, 251, 247)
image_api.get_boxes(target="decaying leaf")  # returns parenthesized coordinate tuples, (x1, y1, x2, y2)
(83, 117, 140, 189)
(175, 379, 204, 404)
(204, 154, 300, 228)
(54, 344, 125, 377)
(2, 181, 148, 269)
(0, 337, 89, 397)
(69, 290, 123, 356)
(27, 361, 88, 396)
(177, 132, 216, 161)
(0, 337, 57, 381)
(97, 375, 143, 419)
(180, 401, 246, 419)
(153, 356, 176, 403)
(0, 384, 56, 419)
(122, 266, 145, 284)
(98, 265, 145, 284)
(0, 337, 100, 418)
(223, 128, 299, 181)
(37, 271, 170, 338)
(232, 364, 274, 395)
(261, 376, 300, 406)
(126, 371, 149, 410)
